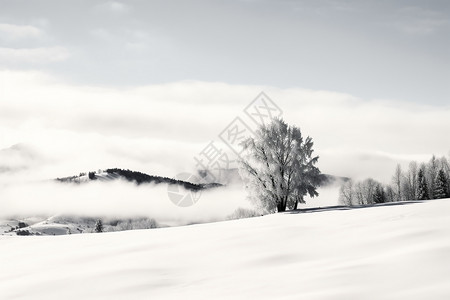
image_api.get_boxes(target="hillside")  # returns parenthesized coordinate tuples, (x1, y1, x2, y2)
(1, 198, 449, 299)
(56, 168, 222, 190)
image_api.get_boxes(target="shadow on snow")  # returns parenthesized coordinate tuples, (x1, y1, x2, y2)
(284, 200, 432, 215)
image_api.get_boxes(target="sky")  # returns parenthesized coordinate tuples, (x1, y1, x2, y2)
(0, 0, 449, 189)
(0, 0, 449, 103)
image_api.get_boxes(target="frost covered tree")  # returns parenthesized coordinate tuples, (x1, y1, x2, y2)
(94, 219, 103, 233)
(239, 118, 321, 213)
(426, 155, 438, 199)
(403, 161, 418, 200)
(434, 170, 448, 199)
(373, 183, 386, 204)
(438, 157, 450, 196)
(362, 178, 378, 204)
(354, 182, 365, 205)
(385, 185, 395, 202)
(341, 178, 385, 205)
(339, 180, 354, 206)
(392, 164, 403, 202)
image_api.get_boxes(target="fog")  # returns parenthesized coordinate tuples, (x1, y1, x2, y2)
(0, 70, 449, 221)
(0, 179, 253, 225)
(1, 70, 448, 185)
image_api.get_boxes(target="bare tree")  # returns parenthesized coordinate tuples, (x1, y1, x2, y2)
(362, 178, 378, 205)
(354, 181, 365, 205)
(339, 179, 354, 206)
(343, 178, 386, 205)
(438, 156, 450, 174)
(392, 164, 403, 202)
(403, 161, 418, 200)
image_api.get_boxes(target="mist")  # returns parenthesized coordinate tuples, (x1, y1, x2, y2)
(0, 179, 252, 226)
(1, 70, 449, 222)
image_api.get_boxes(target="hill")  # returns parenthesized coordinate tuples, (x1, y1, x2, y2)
(56, 168, 222, 190)
(1, 198, 449, 299)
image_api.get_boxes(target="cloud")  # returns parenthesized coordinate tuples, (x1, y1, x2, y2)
(0, 70, 448, 186)
(108, 1, 130, 13)
(0, 144, 45, 175)
(89, 28, 115, 41)
(0, 47, 70, 64)
(397, 19, 448, 35)
(95, 1, 131, 14)
(0, 179, 250, 225)
(395, 6, 449, 35)
(0, 23, 43, 40)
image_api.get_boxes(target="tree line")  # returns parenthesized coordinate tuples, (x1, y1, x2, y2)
(339, 154, 450, 206)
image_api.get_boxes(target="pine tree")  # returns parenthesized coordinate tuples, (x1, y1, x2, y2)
(434, 169, 448, 199)
(385, 186, 395, 202)
(373, 184, 386, 204)
(94, 219, 103, 233)
(426, 155, 438, 199)
(417, 168, 429, 200)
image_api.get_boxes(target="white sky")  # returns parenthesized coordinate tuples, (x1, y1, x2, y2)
(0, 0, 449, 185)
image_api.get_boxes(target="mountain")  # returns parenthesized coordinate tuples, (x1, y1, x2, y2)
(56, 168, 222, 191)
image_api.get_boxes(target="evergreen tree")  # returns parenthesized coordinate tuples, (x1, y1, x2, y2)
(434, 169, 448, 199)
(94, 219, 103, 233)
(385, 186, 395, 202)
(373, 184, 386, 204)
(417, 168, 429, 200)
(426, 155, 438, 199)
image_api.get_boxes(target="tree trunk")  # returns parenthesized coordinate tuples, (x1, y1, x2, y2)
(277, 201, 286, 212)
(293, 199, 299, 210)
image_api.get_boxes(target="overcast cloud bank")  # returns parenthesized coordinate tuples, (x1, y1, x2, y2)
(1, 70, 448, 184)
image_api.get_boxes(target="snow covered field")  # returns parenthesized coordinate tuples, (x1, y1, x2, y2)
(1, 199, 450, 300)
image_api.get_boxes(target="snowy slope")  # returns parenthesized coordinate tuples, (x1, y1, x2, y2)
(1, 199, 450, 300)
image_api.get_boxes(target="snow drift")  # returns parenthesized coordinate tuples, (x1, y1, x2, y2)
(1, 198, 449, 299)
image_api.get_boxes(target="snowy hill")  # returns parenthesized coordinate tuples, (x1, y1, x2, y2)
(56, 168, 222, 190)
(1, 198, 449, 299)
(1, 215, 160, 236)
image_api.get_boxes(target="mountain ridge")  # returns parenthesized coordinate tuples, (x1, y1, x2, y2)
(55, 168, 223, 191)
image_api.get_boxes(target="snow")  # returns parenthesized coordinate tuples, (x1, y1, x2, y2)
(1, 199, 450, 299)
